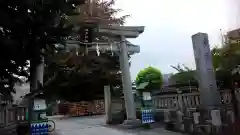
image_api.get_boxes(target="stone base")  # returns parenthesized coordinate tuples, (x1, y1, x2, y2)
(106, 120, 112, 124)
(119, 119, 142, 129)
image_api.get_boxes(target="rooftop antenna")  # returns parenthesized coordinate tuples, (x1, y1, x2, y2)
(220, 29, 225, 47)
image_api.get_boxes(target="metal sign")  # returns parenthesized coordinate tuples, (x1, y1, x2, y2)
(31, 122, 48, 135)
(141, 108, 154, 124)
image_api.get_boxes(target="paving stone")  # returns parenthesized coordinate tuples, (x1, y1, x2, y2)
(48, 115, 183, 135)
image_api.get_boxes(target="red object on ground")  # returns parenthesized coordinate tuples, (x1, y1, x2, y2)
(58, 100, 105, 117)
(58, 103, 69, 115)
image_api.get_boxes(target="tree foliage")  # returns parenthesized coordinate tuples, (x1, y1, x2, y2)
(168, 71, 197, 86)
(169, 64, 196, 85)
(0, 0, 85, 98)
(43, 0, 130, 101)
(212, 43, 240, 88)
(135, 66, 163, 90)
(44, 50, 122, 101)
(170, 64, 192, 72)
(211, 46, 222, 71)
(68, 0, 130, 25)
(169, 43, 240, 88)
(0, 0, 129, 101)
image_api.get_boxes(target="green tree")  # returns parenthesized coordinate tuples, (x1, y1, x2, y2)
(0, 0, 85, 98)
(169, 64, 197, 86)
(170, 64, 192, 72)
(135, 66, 163, 90)
(44, 50, 122, 101)
(211, 43, 240, 84)
(211, 46, 223, 71)
(168, 71, 197, 86)
(0, 0, 128, 101)
(43, 0, 129, 101)
(169, 44, 239, 88)
(68, 0, 130, 25)
(212, 40, 240, 72)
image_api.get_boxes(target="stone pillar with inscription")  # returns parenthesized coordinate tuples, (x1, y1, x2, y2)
(191, 33, 221, 107)
(191, 33, 222, 133)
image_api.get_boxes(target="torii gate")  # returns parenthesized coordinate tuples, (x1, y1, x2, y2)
(67, 25, 145, 127)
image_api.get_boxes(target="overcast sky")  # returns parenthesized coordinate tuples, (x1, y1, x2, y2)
(114, 0, 240, 80)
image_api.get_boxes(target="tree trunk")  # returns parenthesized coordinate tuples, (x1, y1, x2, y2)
(28, 55, 44, 133)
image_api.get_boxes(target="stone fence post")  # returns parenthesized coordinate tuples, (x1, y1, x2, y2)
(104, 85, 112, 124)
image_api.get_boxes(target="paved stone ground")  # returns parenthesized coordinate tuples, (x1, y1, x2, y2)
(49, 115, 184, 135)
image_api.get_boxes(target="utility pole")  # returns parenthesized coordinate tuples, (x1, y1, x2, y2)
(220, 29, 225, 47)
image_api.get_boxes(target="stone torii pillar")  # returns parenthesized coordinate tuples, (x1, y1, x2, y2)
(99, 26, 144, 127)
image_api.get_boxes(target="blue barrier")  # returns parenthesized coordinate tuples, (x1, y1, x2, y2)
(31, 123, 49, 135)
(141, 109, 155, 124)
